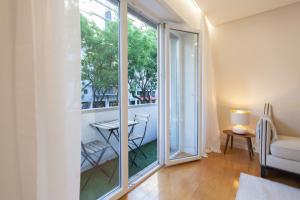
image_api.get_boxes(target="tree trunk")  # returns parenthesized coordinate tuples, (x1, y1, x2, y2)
(92, 87, 96, 108)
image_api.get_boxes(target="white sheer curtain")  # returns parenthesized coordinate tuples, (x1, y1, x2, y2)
(15, 0, 81, 199)
(201, 16, 221, 156)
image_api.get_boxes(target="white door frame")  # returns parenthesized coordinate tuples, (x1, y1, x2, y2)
(164, 23, 202, 166)
(103, 0, 128, 199)
(104, 1, 163, 199)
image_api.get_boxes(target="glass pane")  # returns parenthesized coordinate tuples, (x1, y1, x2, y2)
(169, 29, 198, 160)
(80, 0, 120, 199)
(127, 12, 158, 180)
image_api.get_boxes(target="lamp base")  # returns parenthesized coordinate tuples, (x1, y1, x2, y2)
(232, 125, 248, 134)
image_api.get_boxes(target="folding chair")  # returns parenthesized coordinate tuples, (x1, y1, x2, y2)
(81, 140, 116, 190)
(128, 113, 150, 166)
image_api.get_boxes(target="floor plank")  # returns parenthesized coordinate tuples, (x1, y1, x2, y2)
(120, 148, 300, 200)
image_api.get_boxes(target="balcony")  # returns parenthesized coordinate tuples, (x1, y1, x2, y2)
(80, 103, 158, 200)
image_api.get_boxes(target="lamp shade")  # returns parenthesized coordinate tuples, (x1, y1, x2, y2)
(230, 109, 250, 126)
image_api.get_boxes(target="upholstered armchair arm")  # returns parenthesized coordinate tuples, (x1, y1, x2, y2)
(257, 119, 272, 166)
(257, 103, 276, 167)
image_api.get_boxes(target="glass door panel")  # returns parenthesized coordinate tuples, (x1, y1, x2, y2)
(127, 8, 159, 181)
(166, 26, 200, 165)
(79, 0, 121, 199)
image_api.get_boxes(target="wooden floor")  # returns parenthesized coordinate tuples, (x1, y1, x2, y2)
(120, 148, 300, 200)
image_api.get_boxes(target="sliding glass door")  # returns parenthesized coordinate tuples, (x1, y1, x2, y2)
(79, 0, 160, 199)
(165, 25, 201, 166)
(79, 1, 201, 198)
(127, 9, 159, 181)
(79, 0, 121, 199)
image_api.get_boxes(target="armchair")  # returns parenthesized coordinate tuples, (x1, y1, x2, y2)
(256, 103, 300, 177)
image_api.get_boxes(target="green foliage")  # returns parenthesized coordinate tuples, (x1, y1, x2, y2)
(81, 15, 119, 106)
(128, 20, 157, 103)
(81, 15, 157, 107)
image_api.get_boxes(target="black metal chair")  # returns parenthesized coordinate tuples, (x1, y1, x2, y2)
(128, 113, 150, 166)
(80, 140, 115, 190)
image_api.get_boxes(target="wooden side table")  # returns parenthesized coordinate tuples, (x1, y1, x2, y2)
(223, 130, 255, 160)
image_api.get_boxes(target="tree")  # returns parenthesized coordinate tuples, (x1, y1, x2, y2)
(128, 20, 157, 104)
(81, 15, 118, 107)
(81, 15, 157, 108)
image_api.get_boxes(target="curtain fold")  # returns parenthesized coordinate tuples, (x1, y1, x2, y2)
(15, 0, 81, 199)
(201, 16, 221, 156)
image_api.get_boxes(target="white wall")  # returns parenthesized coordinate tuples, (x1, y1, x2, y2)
(0, 0, 22, 199)
(212, 3, 300, 148)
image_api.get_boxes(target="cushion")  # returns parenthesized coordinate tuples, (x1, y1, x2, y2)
(270, 135, 300, 162)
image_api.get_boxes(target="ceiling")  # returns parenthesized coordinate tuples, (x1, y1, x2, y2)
(128, 0, 183, 24)
(196, 0, 300, 25)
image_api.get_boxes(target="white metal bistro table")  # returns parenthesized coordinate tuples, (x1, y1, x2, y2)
(90, 119, 139, 165)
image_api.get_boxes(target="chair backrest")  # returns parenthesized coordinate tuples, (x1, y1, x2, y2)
(134, 113, 150, 123)
(81, 141, 89, 155)
(134, 113, 150, 137)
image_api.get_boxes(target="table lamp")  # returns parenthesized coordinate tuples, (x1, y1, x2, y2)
(230, 109, 250, 134)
